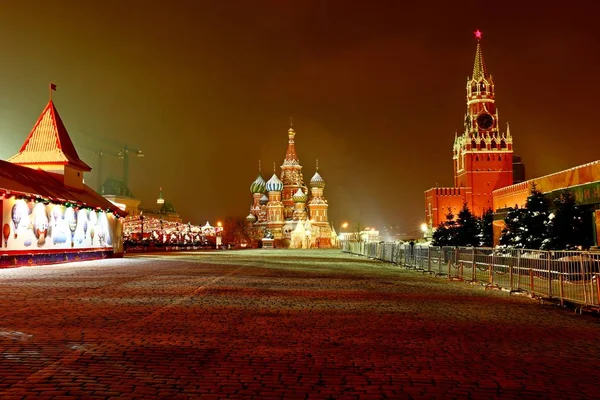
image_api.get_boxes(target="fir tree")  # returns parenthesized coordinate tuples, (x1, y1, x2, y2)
(456, 203, 478, 246)
(522, 183, 550, 249)
(477, 208, 494, 247)
(499, 206, 527, 248)
(432, 208, 458, 246)
(543, 190, 590, 250)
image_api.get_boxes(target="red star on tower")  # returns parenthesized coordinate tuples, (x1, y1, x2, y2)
(474, 29, 483, 40)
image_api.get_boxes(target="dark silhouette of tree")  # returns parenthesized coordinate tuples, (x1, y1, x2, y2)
(477, 208, 494, 247)
(456, 203, 478, 246)
(222, 216, 250, 246)
(499, 206, 527, 248)
(350, 222, 365, 242)
(522, 183, 551, 249)
(432, 208, 459, 246)
(543, 190, 590, 250)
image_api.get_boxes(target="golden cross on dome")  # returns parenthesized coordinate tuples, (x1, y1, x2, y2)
(474, 29, 483, 40)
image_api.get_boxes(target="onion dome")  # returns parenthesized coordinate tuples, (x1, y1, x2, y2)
(259, 194, 268, 205)
(265, 174, 283, 192)
(246, 213, 257, 223)
(292, 188, 307, 203)
(310, 171, 325, 188)
(250, 174, 266, 194)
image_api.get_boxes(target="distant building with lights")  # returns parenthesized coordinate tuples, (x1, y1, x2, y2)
(245, 124, 337, 248)
(1, 95, 126, 267)
(424, 32, 523, 230)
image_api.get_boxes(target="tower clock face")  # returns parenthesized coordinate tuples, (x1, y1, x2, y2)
(476, 112, 494, 130)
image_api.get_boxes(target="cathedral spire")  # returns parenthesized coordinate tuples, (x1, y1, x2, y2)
(472, 29, 489, 80)
(284, 121, 299, 165)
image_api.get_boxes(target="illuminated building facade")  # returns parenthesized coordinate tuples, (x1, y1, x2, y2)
(425, 31, 514, 228)
(1, 96, 126, 267)
(246, 125, 336, 248)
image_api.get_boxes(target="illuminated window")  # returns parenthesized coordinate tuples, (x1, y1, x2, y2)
(500, 140, 506, 149)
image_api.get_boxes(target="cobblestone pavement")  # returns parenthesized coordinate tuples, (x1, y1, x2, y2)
(1, 249, 599, 399)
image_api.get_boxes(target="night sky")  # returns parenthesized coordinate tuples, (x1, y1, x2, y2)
(1, 1, 599, 236)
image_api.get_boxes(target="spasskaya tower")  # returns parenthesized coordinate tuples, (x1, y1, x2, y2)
(425, 30, 514, 228)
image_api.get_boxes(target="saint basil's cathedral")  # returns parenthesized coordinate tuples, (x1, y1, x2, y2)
(245, 125, 336, 248)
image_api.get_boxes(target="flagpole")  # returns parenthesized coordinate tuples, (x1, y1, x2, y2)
(49, 83, 56, 101)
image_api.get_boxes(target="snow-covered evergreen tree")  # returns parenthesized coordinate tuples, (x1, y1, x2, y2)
(522, 183, 550, 249)
(477, 208, 494, 247)
(542, 190, 590, 250)
(432, 208, 458, 246)
(499, 206, 528, 248)
(456, 203, 478, 246)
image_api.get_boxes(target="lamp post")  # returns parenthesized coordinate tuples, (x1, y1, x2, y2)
(140, 212, 145, 242)
(420, 223, 428, 240)
(216, 221, 223, 249)
(340, 221, 348, 241)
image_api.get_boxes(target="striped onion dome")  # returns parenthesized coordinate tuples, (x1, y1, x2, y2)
(265, 174, 283, 192)
(246, 213, 257, 223)
(310, 171, 325, 188)
(259, 194, 268, 205)
(292, 188, 307, 203)
(250, 174, 266, 194)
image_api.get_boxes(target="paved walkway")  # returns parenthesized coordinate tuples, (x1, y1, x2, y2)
(0, 249, 599, 399)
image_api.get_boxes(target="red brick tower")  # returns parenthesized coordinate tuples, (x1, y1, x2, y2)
(425, 31, 514, 227)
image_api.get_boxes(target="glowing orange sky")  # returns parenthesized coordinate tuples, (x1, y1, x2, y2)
(0, 1, 598, 235)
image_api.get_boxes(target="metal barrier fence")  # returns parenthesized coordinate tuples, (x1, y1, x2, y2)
(343, 242, 600, 309)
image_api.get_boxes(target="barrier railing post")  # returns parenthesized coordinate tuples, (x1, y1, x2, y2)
(428, 249, 432, 273)
(471, 247, 476, 282)
(508, 250, 514, 291)
(448, 248, 452, 278)
(559, 269, 564, 307)
(529, 257, 535, 293)
(580, 254, 589, 306)
(596, 272, 600, 306)
(547, 254, 552, 299)
(488, 250, 493, 284)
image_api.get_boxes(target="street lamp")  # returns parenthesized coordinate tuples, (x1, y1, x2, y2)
(420, 223, 428, 240)
(340, 221, 348, 241)
(216, 221, 223, 249)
